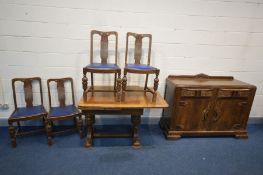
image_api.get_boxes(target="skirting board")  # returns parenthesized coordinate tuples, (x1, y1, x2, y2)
(0, 116, 262, 126)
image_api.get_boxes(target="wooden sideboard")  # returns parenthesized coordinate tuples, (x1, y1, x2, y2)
(159, 74, 256, 139)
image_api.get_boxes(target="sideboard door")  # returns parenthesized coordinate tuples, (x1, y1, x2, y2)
(210, 89, 252, 131)
(172, 88, 214, 131)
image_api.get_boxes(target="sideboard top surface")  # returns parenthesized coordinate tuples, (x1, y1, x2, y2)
(167, 74, 256, 88)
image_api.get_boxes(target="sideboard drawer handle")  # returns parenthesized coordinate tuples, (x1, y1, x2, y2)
(238, 102, 248, 106)
(178, 101, 188, 106)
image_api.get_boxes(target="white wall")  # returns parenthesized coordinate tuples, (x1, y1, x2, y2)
(0, 0, 263, 124)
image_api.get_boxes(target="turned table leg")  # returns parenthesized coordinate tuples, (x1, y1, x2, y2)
(85, 114, 95, 148)
(131, 114, 141, 149)
(122, 71, 127, 91)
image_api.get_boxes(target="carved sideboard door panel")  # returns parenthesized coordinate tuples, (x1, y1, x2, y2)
(160, 74, 256, 140)
(211, 88, 256, 131)
(172, 88, 216, 131)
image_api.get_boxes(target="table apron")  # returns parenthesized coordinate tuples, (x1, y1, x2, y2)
(81, 108, 144, 115)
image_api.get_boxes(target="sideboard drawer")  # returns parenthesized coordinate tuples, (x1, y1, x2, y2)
(181, 88, 213, 97)
(218, 89, 251, 98)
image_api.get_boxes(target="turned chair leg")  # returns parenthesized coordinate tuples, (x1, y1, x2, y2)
(8, 122, 16, 148)
(91, 72, 94, 91)
(144, 74, 149, 91)
(17, 121, 21, 131)
(82, 70, 88, 94)
(122, 71, 127, 101)
(153, 72, 159, 101)
(114, 73, 117, 91)
(116, 71, 122, 101)
(122, 71, 127, 91)
(42, 117, 46, 128)
(45, 119, 53, 146)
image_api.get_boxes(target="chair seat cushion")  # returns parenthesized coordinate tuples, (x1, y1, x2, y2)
(10, 105, 46, 118)
(49, 105, 80, 117)
(126, 64, 158, 71)
(84, 63, 120, 70)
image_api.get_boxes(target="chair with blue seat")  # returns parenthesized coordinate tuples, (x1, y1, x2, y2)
(82, 30, 121, 98)
(46, 77, 83, 145)
(122, 32, 160, 101)
(8, 77, 48, 148)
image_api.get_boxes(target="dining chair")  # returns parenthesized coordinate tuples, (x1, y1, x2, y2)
(122, 32, 160, 101)
(82, 30, 121, 98)
(46, 77, 83, 145)
(8, 77, 47, 148)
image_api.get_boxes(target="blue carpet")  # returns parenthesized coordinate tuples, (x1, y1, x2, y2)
(0, 124, 263, 175)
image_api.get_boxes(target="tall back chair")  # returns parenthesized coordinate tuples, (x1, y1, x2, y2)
(46, 77, 83, 145)
(82, 30, 121, 98)
(122, 32, 160, 101)
(8, 77, 47, 148)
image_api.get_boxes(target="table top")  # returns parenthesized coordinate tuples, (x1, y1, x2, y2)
(78, 86, 168, 110)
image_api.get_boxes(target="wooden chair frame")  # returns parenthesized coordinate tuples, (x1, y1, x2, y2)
(82, 30, 121, 97)
(122, 32, 160, 101)
(8, 77, 47, 148)
(46, 77, 83, 145)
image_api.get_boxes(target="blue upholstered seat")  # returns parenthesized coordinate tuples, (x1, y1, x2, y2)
(10, 105, 46, 118)
(126, 64, 158, 71)
(85, 63, 120, 70)
(49, 105, 80, 117)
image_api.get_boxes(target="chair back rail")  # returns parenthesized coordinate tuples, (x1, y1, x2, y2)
(125, 32, 152, 65)
(90, 30, 118, 64)
(12, 77, 43, 109)
(47, 77, 75, 108)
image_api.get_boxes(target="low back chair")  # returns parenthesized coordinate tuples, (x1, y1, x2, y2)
(8, 77, 47, 148)
(46, 77, 83, 146)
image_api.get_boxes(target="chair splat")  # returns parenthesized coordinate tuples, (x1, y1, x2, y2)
(134, 35, 143, 64)
(57, 79, 66, 107)
(23, 79, 33, 107)
(101, 33, 109, 63)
